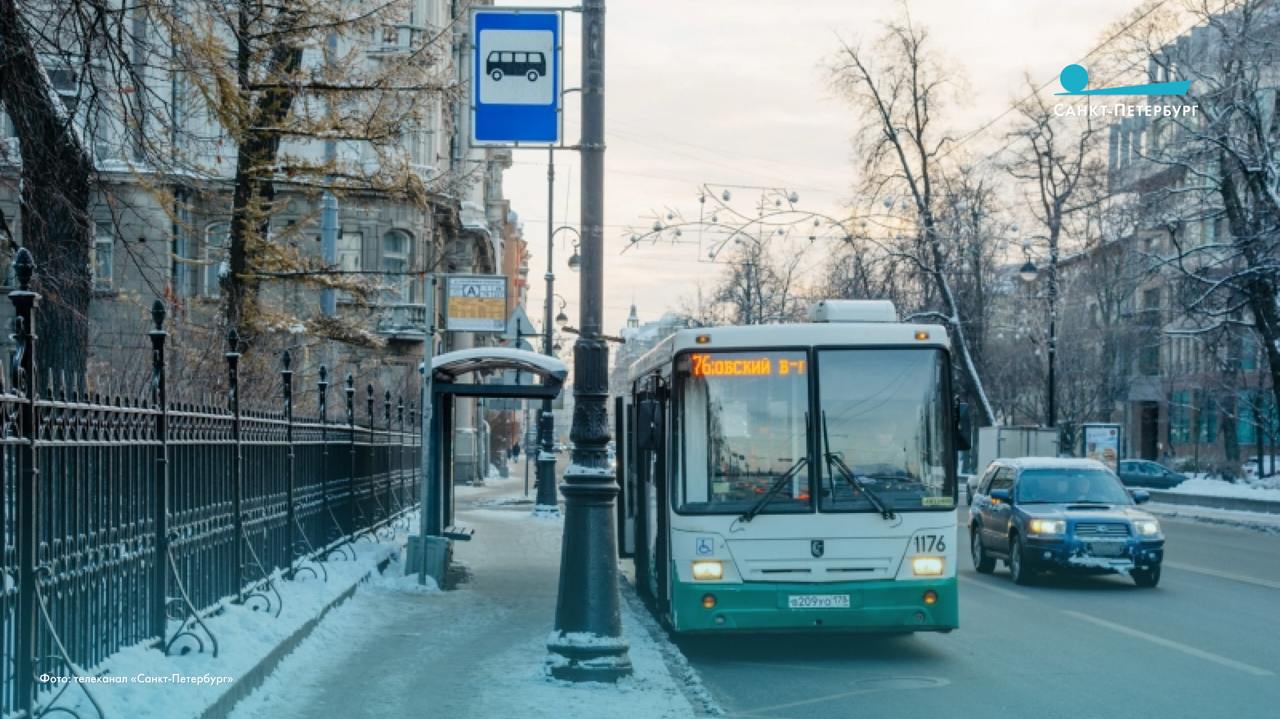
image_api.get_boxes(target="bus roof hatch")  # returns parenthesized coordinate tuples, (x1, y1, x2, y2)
(807, 299, 898, 323)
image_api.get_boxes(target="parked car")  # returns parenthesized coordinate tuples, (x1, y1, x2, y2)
(968, 457, 1165, 587)
(1117, 459, 1185, 489)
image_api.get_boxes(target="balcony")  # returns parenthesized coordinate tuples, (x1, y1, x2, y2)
(375, 303, 427, 342)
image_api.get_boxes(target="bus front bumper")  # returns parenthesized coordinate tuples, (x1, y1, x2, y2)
(671, 577, 958, 634)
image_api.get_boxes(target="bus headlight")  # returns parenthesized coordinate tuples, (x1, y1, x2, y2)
(691, 560, 724, 581)
(1029, 519, 1066, 536)
(911, 557, 944, 576)
(1134, 519, 1161, 537)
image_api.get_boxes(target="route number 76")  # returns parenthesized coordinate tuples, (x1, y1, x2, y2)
(914, 534, 946, 553)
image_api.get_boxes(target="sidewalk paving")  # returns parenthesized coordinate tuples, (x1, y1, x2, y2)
(228, 468, 710, 719)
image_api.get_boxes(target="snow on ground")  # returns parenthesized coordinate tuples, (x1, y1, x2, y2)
(1146, 502, 1280, 535)
(43, 517, 415, 719)
(1168, 477, 1280, 502)
(226, 486, 704, 719)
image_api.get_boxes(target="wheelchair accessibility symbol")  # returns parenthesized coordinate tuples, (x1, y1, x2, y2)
(695, 537, 715, 556)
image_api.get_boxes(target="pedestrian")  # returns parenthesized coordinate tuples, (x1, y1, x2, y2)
(510, 441, 521, 461)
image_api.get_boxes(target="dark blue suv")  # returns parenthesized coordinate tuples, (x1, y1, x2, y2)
(969, 458, 1165, 587)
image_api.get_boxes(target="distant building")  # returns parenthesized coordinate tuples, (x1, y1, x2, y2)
(609, 305, 697, 399)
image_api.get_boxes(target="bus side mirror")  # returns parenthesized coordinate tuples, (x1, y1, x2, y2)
(954, 401, 972, 452)
(637, 399, 663, 452)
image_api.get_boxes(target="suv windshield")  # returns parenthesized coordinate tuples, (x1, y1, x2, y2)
(674, 350, 811, 514)
(816, 349, 953, 511)
(1017, 468, 1132, 504)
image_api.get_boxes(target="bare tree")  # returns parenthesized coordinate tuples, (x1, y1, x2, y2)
(831, 11, 996, 424)
(1005, 81, 1105, 426)
(1129, 0, 1280, 436)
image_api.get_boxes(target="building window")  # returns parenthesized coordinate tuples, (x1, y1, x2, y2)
(1241, 336, 1258, 370)
(1169, 390, 1191, 444)
(1237, 390, 1277, 446)
(204, 222, 230, 298)
(1197, 394, 1217, 444)
(92, 224, 114, 290)
(382, 230, 411, 303)
(337, 231, 363, 301)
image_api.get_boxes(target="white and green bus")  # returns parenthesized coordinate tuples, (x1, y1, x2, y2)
(616, 300, 969, 634)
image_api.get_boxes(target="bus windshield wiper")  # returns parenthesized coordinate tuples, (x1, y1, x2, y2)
(737, 457, 809, 524)
(822, 412, 895, 520)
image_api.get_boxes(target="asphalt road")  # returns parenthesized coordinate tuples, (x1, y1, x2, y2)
(677, 515, 1280, 719)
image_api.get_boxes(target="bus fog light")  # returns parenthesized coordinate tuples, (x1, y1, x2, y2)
(692, 560, 723, 581)
(701, 593, 717, 609)
(922, 590, 937, 605)
(911, 557, 944, 576)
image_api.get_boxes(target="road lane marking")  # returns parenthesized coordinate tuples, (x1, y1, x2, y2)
(1163, 561, 1280, 591)
(958, 574, 1030, 600)
(736, 676, 949, 715)
(1062, 610, 1274, 677)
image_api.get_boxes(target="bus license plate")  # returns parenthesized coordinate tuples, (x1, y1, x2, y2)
(788, 594, 851, 609)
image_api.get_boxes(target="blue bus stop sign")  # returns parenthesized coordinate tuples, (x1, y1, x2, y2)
(471, 9, 562, 145)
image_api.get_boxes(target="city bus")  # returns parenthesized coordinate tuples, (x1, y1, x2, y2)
(615, 300, 969, 634)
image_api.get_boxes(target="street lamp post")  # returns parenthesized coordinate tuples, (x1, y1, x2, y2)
(536, 148, 560, 514)
(546, 0, 632, 682)
(1019, 248, 1057, 428)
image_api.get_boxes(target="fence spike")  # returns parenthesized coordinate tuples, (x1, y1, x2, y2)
(151, 298, 167, 331)
(13, 246, 34, 290)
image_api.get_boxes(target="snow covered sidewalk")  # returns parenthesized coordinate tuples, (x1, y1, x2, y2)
(228, 475, 712, 719)
(41, 519, 413, 719)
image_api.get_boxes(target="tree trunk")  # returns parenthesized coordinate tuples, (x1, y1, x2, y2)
(224, 4, 303, 334)
(0, 0, 95, 377)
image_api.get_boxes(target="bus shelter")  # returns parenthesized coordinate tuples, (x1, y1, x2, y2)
(423, 348, 567, 540)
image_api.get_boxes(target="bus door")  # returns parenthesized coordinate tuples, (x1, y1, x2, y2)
(615, 395, 635, 558)
(631, 376, 669, 610)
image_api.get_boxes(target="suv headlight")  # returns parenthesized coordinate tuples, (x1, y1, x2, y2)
(1133, 519, 1161, 537)
(1029, 518, 1066, 535)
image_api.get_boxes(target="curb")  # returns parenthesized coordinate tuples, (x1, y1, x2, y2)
(619, 578, 725, 717)
(1146, 490, 1280, 514)
(198, 553, 397, 719)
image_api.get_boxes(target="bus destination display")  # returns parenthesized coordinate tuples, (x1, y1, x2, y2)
(690, 353, 807, 377)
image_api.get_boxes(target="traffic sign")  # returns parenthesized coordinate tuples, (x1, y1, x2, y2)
(444, 275, 508, 332)
(502, 305, 538, 341)
(471, 8, 562, 145)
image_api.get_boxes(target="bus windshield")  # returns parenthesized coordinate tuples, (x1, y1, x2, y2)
(675, 350, 812, 514)
(817, 349, 953, 511)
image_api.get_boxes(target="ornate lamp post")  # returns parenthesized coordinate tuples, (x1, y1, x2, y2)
(546, 0, 632, 682)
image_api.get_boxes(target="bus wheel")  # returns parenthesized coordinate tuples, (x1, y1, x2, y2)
(526, 70, 540, 81)
(490, 69, 503, 81)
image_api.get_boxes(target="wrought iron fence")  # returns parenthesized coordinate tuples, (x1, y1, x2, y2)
(0, 249, 421, 718)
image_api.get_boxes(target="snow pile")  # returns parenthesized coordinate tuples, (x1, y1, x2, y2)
(1146, 503, 1280, 534)
(1066, 555, 1133, 574)
(1168, 477, 1280, 502)
(40, 518, 414, 719)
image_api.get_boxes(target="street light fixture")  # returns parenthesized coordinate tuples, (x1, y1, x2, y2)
(1019, 259, 1038, 283)
(554, 294, 569, 327)
(567, 248, 581, 272)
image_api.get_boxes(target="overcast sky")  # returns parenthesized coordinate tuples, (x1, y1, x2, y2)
(494, 0, 1147, 338)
